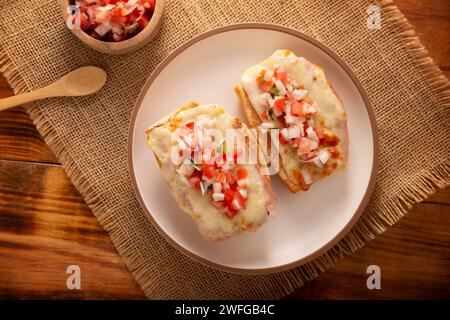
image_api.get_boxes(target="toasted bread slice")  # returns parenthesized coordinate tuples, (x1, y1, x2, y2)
(146, 102, 276, 241)
(236, 50, 348, 193)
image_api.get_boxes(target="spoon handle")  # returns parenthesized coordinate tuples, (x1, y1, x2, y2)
(0, 87, 51, 111)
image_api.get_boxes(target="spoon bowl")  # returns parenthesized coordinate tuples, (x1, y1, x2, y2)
(59, 66, 107, 96)
(0, 66, 107, 111)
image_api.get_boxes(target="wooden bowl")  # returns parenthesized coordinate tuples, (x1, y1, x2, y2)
(60, 0, 165, 55)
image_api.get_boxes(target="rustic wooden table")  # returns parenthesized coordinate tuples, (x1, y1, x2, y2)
(0, 0, 449, 299)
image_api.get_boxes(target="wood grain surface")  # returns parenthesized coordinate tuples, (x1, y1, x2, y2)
(0, 0, 449, 299)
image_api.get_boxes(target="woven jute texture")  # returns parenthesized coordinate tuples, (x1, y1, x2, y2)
(1, 0, 449, 299)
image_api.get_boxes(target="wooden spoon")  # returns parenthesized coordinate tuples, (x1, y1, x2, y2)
(0, 66, 107, 111)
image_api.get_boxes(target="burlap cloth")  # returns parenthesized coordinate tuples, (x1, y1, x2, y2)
(1, 0, 449, 299)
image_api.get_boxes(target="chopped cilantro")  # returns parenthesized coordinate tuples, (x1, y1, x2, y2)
(260, 77, 265, 84)
(271, 87, 279, 96)
(268, 108, 274, 119)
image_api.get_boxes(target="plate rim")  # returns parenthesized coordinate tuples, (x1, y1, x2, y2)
(128, 23, 380, 274)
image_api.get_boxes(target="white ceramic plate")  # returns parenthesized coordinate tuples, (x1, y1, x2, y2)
(129, 24, 378, 273)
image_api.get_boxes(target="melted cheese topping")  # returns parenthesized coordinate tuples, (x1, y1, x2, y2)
(147, 104, 273, 241)
(241, 49, 348, 187)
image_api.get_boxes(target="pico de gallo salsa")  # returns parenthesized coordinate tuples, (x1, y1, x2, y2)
(72, 0, 156, 42)
(173, 116, 249, 219)
(256, 66, 338, 170)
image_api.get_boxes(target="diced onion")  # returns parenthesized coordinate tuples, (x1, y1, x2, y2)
(97, 4, 116, 12)
(280, 128, 289, 140)
(213, 182, 222, 193)
(306, 127, 319, 142)
(288, 125, 301, 139)
(293, 89, 307, 101)
(274, 79, 287, 96)
(318, 150, 330, 165)
(285, 114, 294, 124)
(261, 121, 275, 129)
(94, 22, 112, 37)
(212, 193, 225, 202)
(239, 188, 248, 199)
(312, 156, 323, 168)
(199, 181, 206, 195)
(232, 198, 242, 210)
(178, 138, 187, 150)
(301, 168, 313, 185)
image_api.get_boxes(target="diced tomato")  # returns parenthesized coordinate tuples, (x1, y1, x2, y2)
(111, 12, 127, 24)
(279, 132, 288, 144)
(95, 10, 111, 23)
(185, 121, 195, 130)
(236, 168, 248, 180)
(224, 207, 238, 219)
(188, 176, 200, 188)
(224, 189, 235, 203)
(138, 15, 149, 29)
(116, 7, 128, 17)
(257, 74, 274, 93)
(273, 98, 285, 114)
(261, 110, 270, 121)
(274, 67, 288, 84)
(202, 165, 215, 179)
(291, 101, 304, 116)
(277, 115, 287, 128)
(124, 7, 141, 24)
(226, 172, 236, 185)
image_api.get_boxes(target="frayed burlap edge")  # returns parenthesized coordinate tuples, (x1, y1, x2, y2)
(1, 0, 449, 299)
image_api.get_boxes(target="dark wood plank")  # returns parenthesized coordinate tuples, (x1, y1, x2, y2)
(0, 77, 57, 163)
(0, 160, 145, 299)
(286, 189, 450, 299)
(395, 0, 450, 77)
